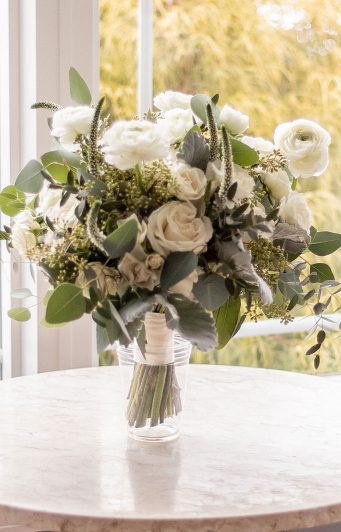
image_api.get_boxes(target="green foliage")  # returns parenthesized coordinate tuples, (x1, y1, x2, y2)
(177, 131, 209, 171)
(229, 137, 259, 167)
(160, 251, 198, 291)
(0, 186, 25, 216)
(309, 231, 341, 256)
(45, 283, 86, 324)
(191, 94, 220, 124)
(8, 307, 31, 322)
(11, 288, 33, 299)
(69, 67, 92, 105)
(213, 296, 241, 350)
(103, 218, 139, 259)
(41, 150, 82, 169)
(15, 160, 45, 194)
(192, 273, 229, 311)
(310, 263, 335, 282)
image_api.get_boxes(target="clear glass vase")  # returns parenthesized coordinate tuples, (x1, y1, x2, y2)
(117, 313, 192, 442)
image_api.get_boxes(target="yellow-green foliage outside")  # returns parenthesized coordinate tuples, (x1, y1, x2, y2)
(100, 0, 341, 372)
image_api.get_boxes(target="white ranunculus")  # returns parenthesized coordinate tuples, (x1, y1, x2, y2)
(118, 252, 161, 291)
(39, 183, 79, 228)
(154, 91, 193, 112)
(241, 135, 275, 155)
(232, 165, 255, 202)
(51, 106, 94, 151)
(11, 210, 40, 258)
(170, 270, 199, 299)
(147, 201, 213, 257)
(274, 119, 331, 178)
(76, 263, 119, 298)
(279, 190, 312, 232)
(259, 169, 291, 200)
(220, 105, 249, 135)
(102, 120, 169, 170)
(157, 108, 194, 144)
(172, 162, 207, 201)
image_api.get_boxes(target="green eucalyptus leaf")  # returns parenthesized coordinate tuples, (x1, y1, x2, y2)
(191, 94, 220, 125)
(45, 283, 86, 324)
(160, 251, 198, 291)
(41, 150, 82, 169)
(0, 186, 26, 216)
(103, 219, 138, 259)
(192, 273, 229, 311)
(8, 307, 31, 322)
(309, 231, 341, 256)
(69, 67, 92, 105)
(167, 294, 217, 351)
(229, 137, 259, 167)
(310, 263, 335, 282)
(15, 160, 45, 193)
(213, 296, 241, 350)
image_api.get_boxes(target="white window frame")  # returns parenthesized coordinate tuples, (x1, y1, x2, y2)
(1, 0, 99, 378)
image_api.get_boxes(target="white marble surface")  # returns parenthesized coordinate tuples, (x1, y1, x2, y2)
(0, 365, 340, 532)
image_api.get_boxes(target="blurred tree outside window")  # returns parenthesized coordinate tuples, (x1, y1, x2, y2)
(100, 0, 341, 373)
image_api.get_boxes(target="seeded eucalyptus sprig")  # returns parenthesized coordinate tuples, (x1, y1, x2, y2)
(86, 200, 107, 255)
(218, 126, 234, 203)
(206, 103, 219, 161)
(89, 97, 105, 179)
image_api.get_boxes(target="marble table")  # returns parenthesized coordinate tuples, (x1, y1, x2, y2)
(0, 366, 340, 532)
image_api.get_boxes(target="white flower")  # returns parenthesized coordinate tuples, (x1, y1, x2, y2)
(157, 108, 193, 144)
(154, 91, 193, 112)
(118, 251, 161, 291)
(147, 201, 213, 257)
(76, 263, 119, 298)
(274, 119, 331, 178)
(279, 190, 312, 232)
(11, 210, 40, 257)
(38, 183, 79, 228)
(241, 135, 275, 155)
(172, 162, 207, 201)
(259, 169, 291, 200)
(232, 165, 255, 202)
(220, 105, 249, 135)
(170, 270, 199, 299)
(102, 120, 169, 170)
(51, 106, 94, 151)
(145, 253, 164, 270)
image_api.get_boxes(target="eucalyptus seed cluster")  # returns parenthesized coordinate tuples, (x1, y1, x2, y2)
(41, 248, 88, 285)
(248, 237, 287, 287)
(263, 301, 294, 323)
(259, 149, 287, 173)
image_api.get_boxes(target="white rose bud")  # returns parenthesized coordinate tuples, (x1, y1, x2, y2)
(118, 252, 160, 291)
(279, 190, 312, 232)
(145, 253, 164, 270)
(147, 201, 213, 257)
(51, 106, 94, 151)
(157, 108, 194, 144)
(274, 119, 331, 178)
(170, 270, 199, 299)
(258, 169, 291, 200)
(241, 135, 275, 155)
(220, 105, 249, 135)
(11, 210, 40, 258)
(172, 162, 207, 201)
(154, 90, 192, 112)
(102, 120, 169, 170)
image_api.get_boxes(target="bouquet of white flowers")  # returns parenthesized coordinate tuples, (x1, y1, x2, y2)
(1, 69, 340, 438)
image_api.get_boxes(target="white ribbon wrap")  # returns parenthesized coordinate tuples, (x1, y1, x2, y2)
(133, 312, 175, 365)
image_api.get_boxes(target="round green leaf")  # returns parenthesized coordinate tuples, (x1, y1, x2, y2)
(0, 186, 26, 216)
(229, 137, 259, 167)
(8, 307, 31, 322)
(192, 273, 229, 311)
(161, 251, 198, 291)
(310, 263, 335, 282)
(45, 283, 86, 324)
(309, 231, 341, 256)
(103, 219, 138, 259)
(15, 160, 45, 193)
(69, 67, 92, 105)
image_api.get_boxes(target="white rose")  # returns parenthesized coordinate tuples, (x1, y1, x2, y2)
(145, 253, 164, 270)
(220, 105, 249, 135)
(39, 183, 79, 228)
(102, 120, 169, 170)
(274, 119, 331, 178)
(154, 91, 193, 112)
(147, 201, 213, 257)
(170, 270, 199, 299)
(157, 108, 193, 144)
(258, 169, 291, 200)
(172, 162, 207, 201)
(241, 135, 275, 155)
(11, 210, 40, 258)
(279, 190, 312, 232)
(118, 252, 160, 291)
(76, 263, 119, 298)
(51, 106, 94, 151)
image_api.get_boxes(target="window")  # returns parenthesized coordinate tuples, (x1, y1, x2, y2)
(100, 0, 341, 373)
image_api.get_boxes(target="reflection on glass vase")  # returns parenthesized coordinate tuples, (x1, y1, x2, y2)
(118, 312, 192, 442)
